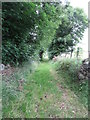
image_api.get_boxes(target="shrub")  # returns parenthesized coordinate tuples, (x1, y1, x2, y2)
(55, 58, 82, 80)
(54, 58, 88, 107)
(2, 2, 39, 66)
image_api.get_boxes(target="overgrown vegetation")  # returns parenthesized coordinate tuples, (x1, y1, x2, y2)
(2, 2, 88, 65)
(48, 5, 88, 59)
(2, 60, 39, 117)
(55, 58, 82, 79)
(2, 2, 61, 65)
(54, 58, 88, 108)
(2, 61, 88, 118)
(2, 1, 88, 118)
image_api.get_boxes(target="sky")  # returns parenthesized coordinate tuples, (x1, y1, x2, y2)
(68, 0, 89, 58)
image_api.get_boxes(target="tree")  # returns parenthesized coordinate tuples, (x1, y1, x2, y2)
(2, 2, 64, 65)
(48, 3, 88, 59)
(2, 2, 88, 65)
(39, 48, 44, 61)
(2, 2, 40, 65)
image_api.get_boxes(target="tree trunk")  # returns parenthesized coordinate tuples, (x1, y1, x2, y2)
(39, 49, 44, 61)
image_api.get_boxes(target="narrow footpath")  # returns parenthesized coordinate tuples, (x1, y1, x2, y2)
(7, 62, 88, 118)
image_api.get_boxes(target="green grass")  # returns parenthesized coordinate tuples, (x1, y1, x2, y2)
(2, 60, 88, 118)
(56, 70, 88, 107)
(53, 58, 88, 108)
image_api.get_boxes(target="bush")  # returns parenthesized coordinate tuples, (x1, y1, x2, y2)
(2, 2, 39, 66)
(54, 58, 88, 107)
(55, 58, 82, 80)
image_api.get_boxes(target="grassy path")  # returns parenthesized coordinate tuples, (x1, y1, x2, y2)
(4, 62, 88, 118)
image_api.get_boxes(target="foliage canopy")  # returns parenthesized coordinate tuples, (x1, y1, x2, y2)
(2, 2, 88, 65)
